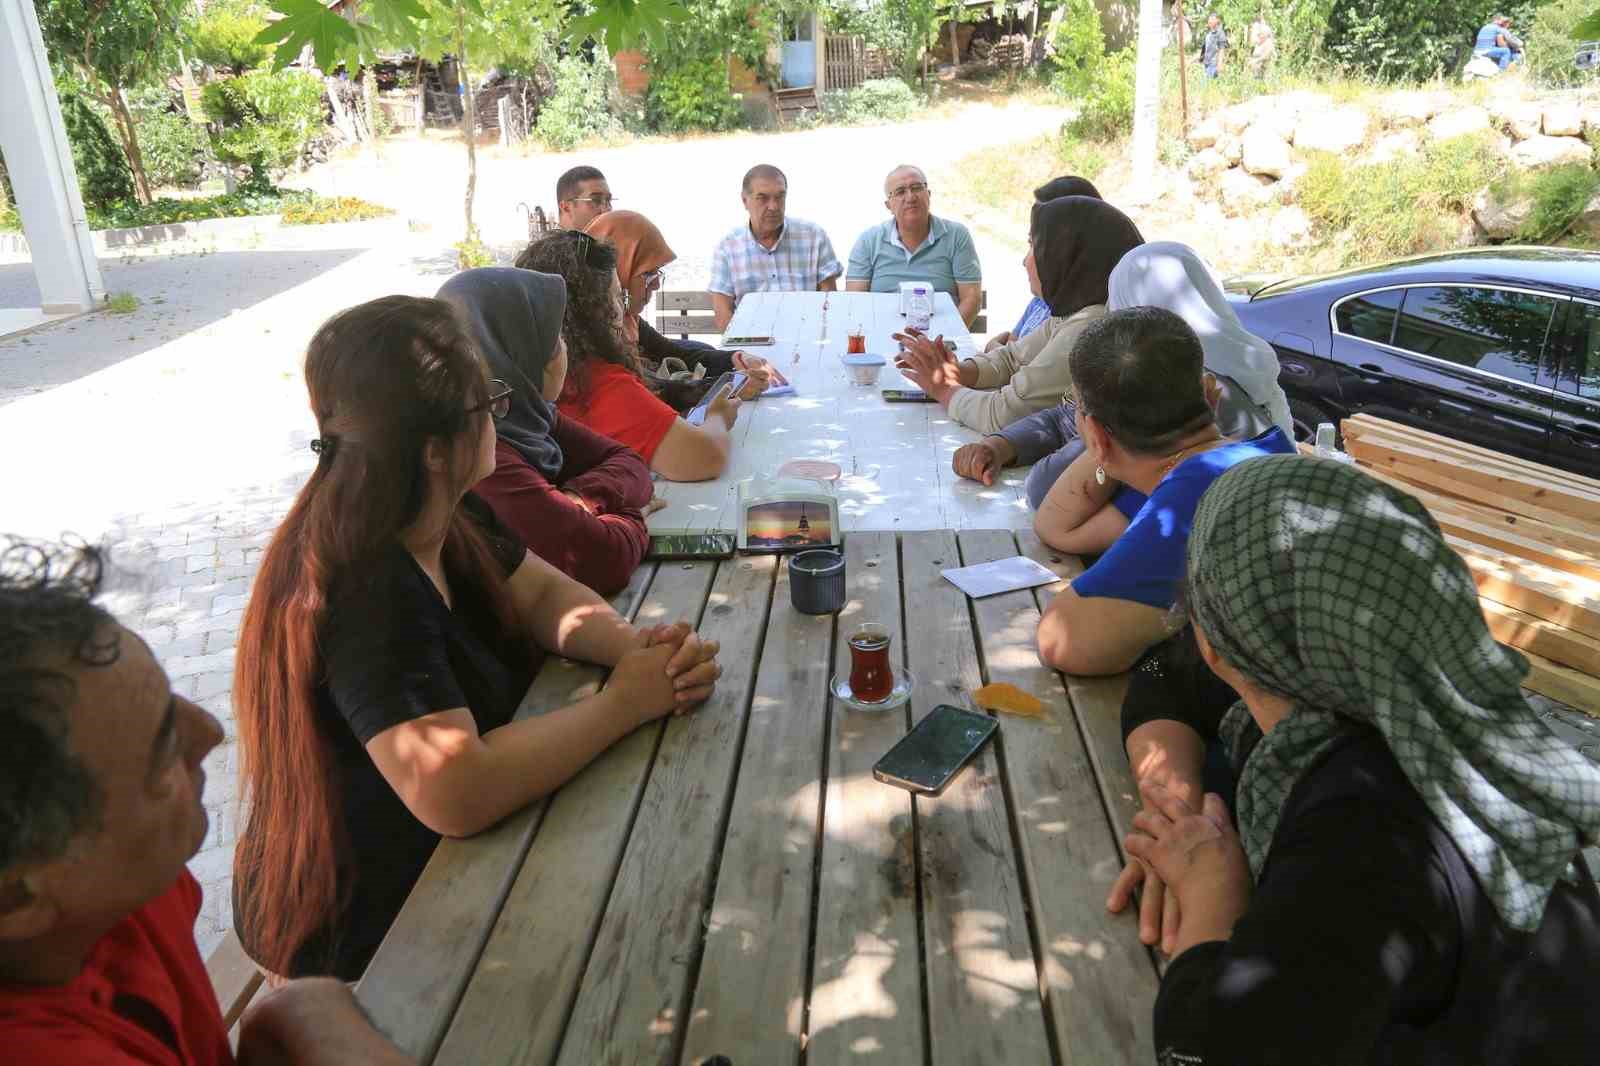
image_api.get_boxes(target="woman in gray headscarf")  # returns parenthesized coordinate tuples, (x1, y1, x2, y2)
(437, 267, 654, 596)
(1123, 455, 1600, 1064)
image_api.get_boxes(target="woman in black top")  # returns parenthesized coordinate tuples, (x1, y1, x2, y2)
(231, 295, 723, 980)
(1120, 455, 1600, 1064)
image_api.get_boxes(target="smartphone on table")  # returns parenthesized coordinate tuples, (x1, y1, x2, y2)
(872, 704, 999, 796)
(721, 335, 776, 347)
(646, 532, 737, 560)
(882, 388, 936, 403)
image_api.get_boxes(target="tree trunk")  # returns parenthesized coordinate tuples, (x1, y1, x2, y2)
(456, 7, 477, 242)
(948, 18, 959, 65)
(1131, 0, 1164, 194)
(105, 87, 154, 205)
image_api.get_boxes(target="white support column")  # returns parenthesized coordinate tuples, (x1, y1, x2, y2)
(1129, 0, 1165, 203)
(0, 0, 105, 313)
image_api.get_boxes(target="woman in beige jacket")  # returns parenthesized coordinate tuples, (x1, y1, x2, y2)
(895, 195, 1144, 435)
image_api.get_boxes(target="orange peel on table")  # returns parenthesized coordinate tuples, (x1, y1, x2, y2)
(973, 682, 1046, 718)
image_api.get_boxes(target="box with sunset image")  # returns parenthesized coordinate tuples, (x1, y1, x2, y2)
(737, 477, 840, 553)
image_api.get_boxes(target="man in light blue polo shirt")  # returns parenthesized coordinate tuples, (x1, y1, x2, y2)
(846, 164, 983, 326)
(707, 164, 842, 330)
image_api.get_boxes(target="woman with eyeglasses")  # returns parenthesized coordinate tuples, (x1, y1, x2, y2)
(517, 230, 741, 482)
(437, 268, 653, 597)
(230, 295, 723, 980)
(585, 210, 778, 406)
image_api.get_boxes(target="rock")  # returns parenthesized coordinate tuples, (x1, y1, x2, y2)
(1368, 129, 1422, 164)
(1380, 91, 1440, 127)
(1511, 134, 1594, 170)
(1575, 193, 1600, 239)
(1584, 106, 1600, 135)
(1427, 106, 1491, 141)
(1268, 206, 1313, 247)
(1251, 110, 1297, 145)
(1186, 147, 1227, 179)
(1217, 133, 1243, 166)
(1219, 167, 1276, 216)
(1293, 107, 1369, 154)
(1186, 119, 1221, 150)
(1220, 101, 1261, 136)
(1543, 102, 1583, 137)
(1241, 127, 1292, 178)
(1489, 100, 1543, 141)
(1473, 186, 1534, 239)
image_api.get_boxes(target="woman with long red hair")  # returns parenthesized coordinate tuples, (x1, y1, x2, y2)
(231, 296, 721, 980)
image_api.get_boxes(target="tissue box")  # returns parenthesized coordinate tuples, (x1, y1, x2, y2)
(738, 476, 840, 552)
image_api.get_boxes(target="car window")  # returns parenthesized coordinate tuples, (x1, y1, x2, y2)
(1334, 288, 1403, 344)
(1391, 286, 1555, 385)
(1574, 302, 1600, 401)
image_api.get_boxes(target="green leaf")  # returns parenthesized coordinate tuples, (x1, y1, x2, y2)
(565, 0, 687, 52)
(256, 0, 357, 70)
(1576, 9, 1600, 38)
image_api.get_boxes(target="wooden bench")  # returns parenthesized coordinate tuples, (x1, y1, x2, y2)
(655, 289, 720, 338)
(205, 929, 265, 1047)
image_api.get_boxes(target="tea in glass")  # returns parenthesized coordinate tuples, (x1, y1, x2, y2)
(847, 622, 894, 703)
(847, 329, 867, 354)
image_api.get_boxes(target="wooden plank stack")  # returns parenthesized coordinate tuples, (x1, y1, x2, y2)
(1330, 415, 1600, 716)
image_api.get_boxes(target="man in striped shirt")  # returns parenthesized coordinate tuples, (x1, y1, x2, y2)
(707, 164, 842, 330)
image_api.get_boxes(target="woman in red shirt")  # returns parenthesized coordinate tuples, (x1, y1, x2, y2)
(516, 230, 739, 482)
(437, 268, 651, 597)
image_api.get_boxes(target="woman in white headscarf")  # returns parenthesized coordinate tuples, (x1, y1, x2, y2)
(1107, 241, 1293, 439)
(952, 241, 1293, 507)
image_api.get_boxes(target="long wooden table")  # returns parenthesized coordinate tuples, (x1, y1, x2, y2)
(357, 531, 1158, 1065)
(647, 291, 1035, 535)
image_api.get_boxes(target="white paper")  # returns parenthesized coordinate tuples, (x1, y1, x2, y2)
(941, 556, 1059, 599)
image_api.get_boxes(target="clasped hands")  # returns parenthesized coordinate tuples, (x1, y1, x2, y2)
(632, 620, 722, 714)
(891, 327, 972, 405)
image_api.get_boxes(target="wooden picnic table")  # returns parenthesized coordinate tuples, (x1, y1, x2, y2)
(646, 290, 1035, 535)
(357, 531, 1159, 1065)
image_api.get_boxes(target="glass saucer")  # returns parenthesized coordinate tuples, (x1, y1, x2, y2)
(830, 669, 915, 711)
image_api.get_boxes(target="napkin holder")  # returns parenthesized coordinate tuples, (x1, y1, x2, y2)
(737, 476, 840, 553)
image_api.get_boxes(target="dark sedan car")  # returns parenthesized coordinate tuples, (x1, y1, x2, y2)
(1224, 248, 1600, 478)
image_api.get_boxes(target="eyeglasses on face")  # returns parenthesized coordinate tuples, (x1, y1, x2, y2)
(888, 182, 929, 200)
(565, 194, 614, 207)
(639, 267, 666, 287)
(467, 379, 514, 421)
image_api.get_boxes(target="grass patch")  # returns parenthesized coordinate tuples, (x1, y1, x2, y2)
(939, 128, 1117, 228)
(1503, 165, 1600, 242)
(0, 202, 17, 234)
(1298, 132, 1504, 264)
(85, 189, 390, 231)
(280, 195, 393, 226)
(454, 236, 496, 269)
(105, 292, 139, 314)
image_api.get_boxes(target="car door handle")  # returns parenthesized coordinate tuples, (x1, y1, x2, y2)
(1358, 363, 1386, 374)
(1356, 362, 1389, 384)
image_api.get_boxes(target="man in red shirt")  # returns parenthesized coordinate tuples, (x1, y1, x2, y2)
(0, 538, 411, 1065)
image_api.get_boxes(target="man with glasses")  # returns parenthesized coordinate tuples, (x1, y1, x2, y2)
(556, 165, 614, 231)
(846, 165, 983, 327)
(707, 164, 842, 331)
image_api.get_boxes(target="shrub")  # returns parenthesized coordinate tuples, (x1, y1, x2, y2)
(646, 55, 743, 133)
(201, 70, 324, 189)
(188, 0, 274, 75)
(1069, 48, 1136, 140)
(106, 292, 140, 313)
(455, 236, 496, 269)
(819, 78, 920, 125)
(1525, 0, 1596, 88)
(1298, 132, 1503, 263)
(536, 56, 622, 150)
(1050, 0, 1136, 140)
(1510, 164, 1600, 241)
(87, 189, 299, 229)
(280, 195, 393, 225)
(1050, 0, 1108, 97)
(56, 83, 136, 209)
(1323, 0, 1481, 81)
(134, 108, 211, 189)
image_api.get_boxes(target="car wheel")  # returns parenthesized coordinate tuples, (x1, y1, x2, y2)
(1288, 397, 1338, 445)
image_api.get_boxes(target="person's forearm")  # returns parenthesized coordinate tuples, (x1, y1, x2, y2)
(711, 294, 735, 331)
(818, 275, 839, 292)
(525, 574, 639, 667)
(1126, 720, 1206, 807)
(997, 406, 1069, 465)
(946, 384, 1036, 436)
(1034, 450, 1117, 549)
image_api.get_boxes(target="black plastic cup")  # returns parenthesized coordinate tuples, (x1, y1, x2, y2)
(789, 550, 846, 614)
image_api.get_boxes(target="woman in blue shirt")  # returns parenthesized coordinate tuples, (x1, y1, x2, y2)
(1034, 306, 1294, 676)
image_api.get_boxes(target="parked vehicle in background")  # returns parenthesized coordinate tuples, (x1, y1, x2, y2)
(1224, 248, 1600, 478)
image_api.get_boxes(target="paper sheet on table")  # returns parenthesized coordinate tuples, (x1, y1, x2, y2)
(941, 556, 1060, 599)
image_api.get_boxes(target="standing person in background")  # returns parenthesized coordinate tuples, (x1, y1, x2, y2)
(847, 164, 984, 327)
(0, 537, 414, 1064)
(985, 175, 1103, 353)
(555, 166, 613, 232)
(1247, 10, 1276, 75)
(707, 165, 842, 331)
(437, 268, 654, 598)
(1201, 14, 1228, 78)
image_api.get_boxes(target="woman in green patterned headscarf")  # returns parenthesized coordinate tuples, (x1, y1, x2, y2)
(1126, 454, 1600, 1065)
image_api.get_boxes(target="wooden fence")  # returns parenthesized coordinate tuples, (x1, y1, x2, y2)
(821, 34, 892, 91)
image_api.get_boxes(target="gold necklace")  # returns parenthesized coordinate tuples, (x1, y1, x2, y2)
(1158, 434, 1225, 480)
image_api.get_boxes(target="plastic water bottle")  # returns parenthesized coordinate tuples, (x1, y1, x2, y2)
(907, 288, 932, 333)
(1314, 422, 1355, 464)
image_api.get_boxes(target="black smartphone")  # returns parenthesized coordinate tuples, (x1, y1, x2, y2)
(721, 335, 776, 347)
(872, 704, 998, 796)
(686, 372, 748, 425)
(881, 388, 936, 403)
(646, 532, 737, 560)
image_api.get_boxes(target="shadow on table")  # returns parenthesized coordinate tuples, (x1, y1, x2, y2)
(0, 248, 367, 405)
